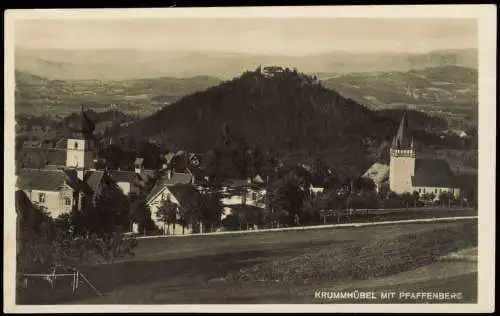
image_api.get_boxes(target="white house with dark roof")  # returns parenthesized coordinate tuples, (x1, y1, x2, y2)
(145, 170, 196, 234)
(220, 175, 267, 220)
(388, 113, 460, 199)
(15, 168, 82, 218)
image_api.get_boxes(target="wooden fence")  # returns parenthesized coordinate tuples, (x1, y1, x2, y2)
(134, 215, 478, 240)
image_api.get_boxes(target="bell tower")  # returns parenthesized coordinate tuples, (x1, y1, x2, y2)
(66, 106, 96, 180)
(389, 113, 416, 194)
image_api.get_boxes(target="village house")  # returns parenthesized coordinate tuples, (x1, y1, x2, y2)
(145, 169, 197, 235)
(15, 168, 81, 218)
(220, 175, 267, 221)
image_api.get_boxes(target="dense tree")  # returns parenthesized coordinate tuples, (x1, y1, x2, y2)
(155, 197, 178, 235)
(130, 198, 156, 233)
(351, 191, 380, 209)
(352, 177, 376, 193)
(310, 158, 331, 187)
(265, 171, 308, 227)
(382, 191, 405, 209)
(438, 191, 455, 207)
(16, 190, 138, 276)
(221, 213, 240, 231)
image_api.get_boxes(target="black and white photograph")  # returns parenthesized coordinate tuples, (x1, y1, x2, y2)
(3, 5, 496, 313)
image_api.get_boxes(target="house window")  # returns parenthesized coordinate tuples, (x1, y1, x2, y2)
(64, 197, 71, 206)
(435, 189, 438, 194)
(251, 192, 257, 201)
(423, 188, 426, 193)
(38, 193, 45, 203)
(418, 188, 422, 193)
(74, 142, 78, 149)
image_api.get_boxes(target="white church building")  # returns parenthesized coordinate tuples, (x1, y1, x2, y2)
(364, 113, 460, 200)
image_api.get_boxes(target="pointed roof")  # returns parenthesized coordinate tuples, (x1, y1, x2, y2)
(411, 158, 456, 188)
(16, 168, 81, 191)
(145, 172, 194, 204)
(391, 112, 413, 150)
(69, 106, 96, 140)
(81, 105, 95, 138)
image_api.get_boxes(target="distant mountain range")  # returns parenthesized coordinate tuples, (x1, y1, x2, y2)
(15, 47, 477, 80)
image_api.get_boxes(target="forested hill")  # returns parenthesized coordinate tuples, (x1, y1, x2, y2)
(127, 67, 443, 176)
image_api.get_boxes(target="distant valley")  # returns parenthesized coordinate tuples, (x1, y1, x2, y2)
(14, 71, 222, 116)
(322, 66, 478, 129)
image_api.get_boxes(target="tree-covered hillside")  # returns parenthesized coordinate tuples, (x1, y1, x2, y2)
(128, 67, 445, 177)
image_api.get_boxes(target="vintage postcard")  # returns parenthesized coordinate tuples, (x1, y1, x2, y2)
(4, 5, 496, 313)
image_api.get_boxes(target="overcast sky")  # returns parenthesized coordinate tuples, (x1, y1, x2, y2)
(15, 18, 477, 55)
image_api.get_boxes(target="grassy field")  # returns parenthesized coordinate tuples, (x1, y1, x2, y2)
(17, 218, 477, 305)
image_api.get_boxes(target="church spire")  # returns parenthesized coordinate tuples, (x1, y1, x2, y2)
(80, 105, 95, 139)
(391, 112, 412, 150)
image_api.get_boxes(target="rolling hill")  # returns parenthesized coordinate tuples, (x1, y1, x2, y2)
(14, 70, 222, 116)
(322, 66, 478, 128)
(126, 67, 449, 177)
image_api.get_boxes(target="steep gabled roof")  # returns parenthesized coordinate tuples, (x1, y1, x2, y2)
(166, 184, 201, 209)
(391, 113, 413, 150)
(16, 168, 80, 191)
(411, 158, 456, 188)
(84, 170, 105, 192)
(145, 172, 194, 204)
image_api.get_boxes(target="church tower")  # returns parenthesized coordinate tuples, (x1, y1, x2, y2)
(66, 106, 96, 180)
(389, 113, 416, 194)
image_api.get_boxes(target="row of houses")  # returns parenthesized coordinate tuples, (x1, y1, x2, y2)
(15, 110, 462, 235)
(15, 108, 272, 235)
